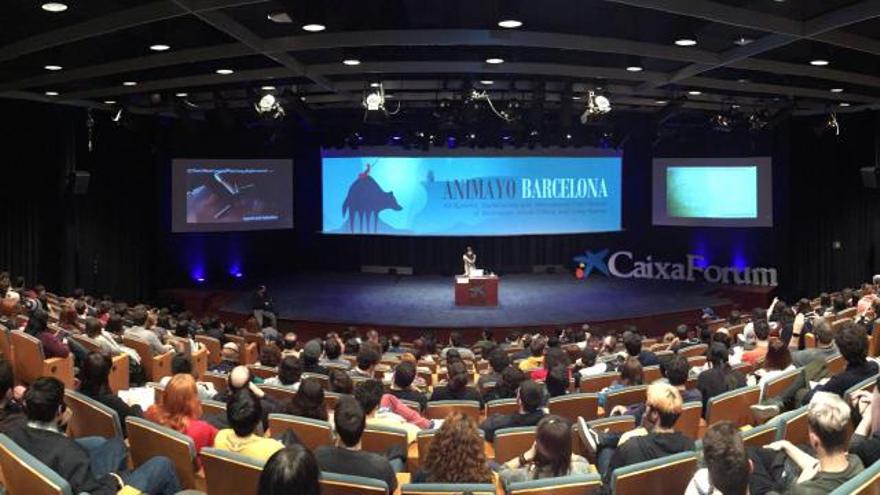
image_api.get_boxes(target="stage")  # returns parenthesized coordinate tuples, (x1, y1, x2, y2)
(190, 273, 775, 337)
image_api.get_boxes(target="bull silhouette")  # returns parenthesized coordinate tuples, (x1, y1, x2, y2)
(342, 171, 402, 233)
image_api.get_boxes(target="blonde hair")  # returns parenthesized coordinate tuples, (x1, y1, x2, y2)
(646, 382, 683, 427)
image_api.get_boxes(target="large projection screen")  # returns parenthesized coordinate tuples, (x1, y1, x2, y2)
(652, 157, 773, 227)
(322, 149, 622, 236)
(171, 158, 293, 233)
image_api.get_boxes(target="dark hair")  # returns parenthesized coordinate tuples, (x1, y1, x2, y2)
(832, 296, 847, 313)
(80, 353, 112, 397)
(703, 422, 750, 495)
(24, 377, 65, 423)
(277, 356, 303, 386)
(546, 366, 569, 397)
(753, 319, 770, 340)
(354, 379, 384, 415)
(620, 357, 643, 385)
(356, 347, 380, 371)
(260, 343, 282, 368)
(329, 369, 353, 394)
(675, 325, 689, 341)
(708, 342, 730, 368)
(105, 314, 124, 335)
(0, 359, 13, 398)
(518, 380, 543, 413)
(324, 338, 342, 360)
(258, 445, 321, 495)
(171, 353, 194, 376)
(662, 354, 689, 386)
(286, 378, 327, 421)
(446, 348, 461, 362)
(390, 334, 402, 348)
(711, 331, 731, 348)
(499, 366, 526, 399)
(345, 338, 360, 355)
(393, 361, 416, 389)
(84, 317, 102, 338)
(763, 338, 792, 371)
(529, 336, 546, 357)
(581, 347, 598, 367)
(334, 395, 366, 447)
(814, 319, 833, 345)
(836, 322, 868, 366)
(23, 308, 48, 336)
(488, 349, 510, 373)
(623, 332, 642, 357)
(446, 360, 470, 393)
(532, 415, 573, 479)
(130, 309, 147, 326)
(450, 331, 463, 348)
(228, 389, 263, 437)
(819, 293, 832, 308)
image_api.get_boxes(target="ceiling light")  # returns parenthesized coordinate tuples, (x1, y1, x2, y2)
(626, 66, 643, 72)
(44, 91, 59, 96)
(688, 90, 702, 96)
(675, 38, 697, 46)
(216, 68, 234, 75)
(41, 2, 67, 12)
(655, 100, 668, 105)
(369, 82, 381, 88)
(738, 79, 750, 84)
(261, 85, 276, 90)
(103, 100, 116, 105)
(44, 64, 62, 71)
(122, 81, 137, 86)
(302, 23, 326, 32)
(267, 11, 292, 23)
(149, 44, 171, 52)
(830, 88, 844, 93)
(810, 59, 829, 66)
(498, 19, 523, 28)
(572, 96, 583, 100)
(342, 59, 360, 66)
(175, 92, 188, 97)
(839, 102, 851, 107)
(255, 93, 285, 119)
(485, 57, 504, 64)
(733, 37, 753, 46)
(580, 90, 611, 123)
(480, 80, 494, 85)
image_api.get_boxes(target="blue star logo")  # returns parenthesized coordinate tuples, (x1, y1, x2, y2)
(573, 249, 610, 277)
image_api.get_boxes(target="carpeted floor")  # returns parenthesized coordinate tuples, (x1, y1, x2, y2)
(223, 272, 730, 328)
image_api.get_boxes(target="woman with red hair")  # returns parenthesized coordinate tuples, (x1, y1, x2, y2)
(146, 374, 218, 462)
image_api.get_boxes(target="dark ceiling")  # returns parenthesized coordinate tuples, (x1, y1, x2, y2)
(3, 0, 880, 129)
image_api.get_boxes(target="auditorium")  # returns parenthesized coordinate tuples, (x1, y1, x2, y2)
(4, 1, 880, 494)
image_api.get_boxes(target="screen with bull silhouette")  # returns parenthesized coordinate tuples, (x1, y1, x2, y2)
(321, 150, 622, 236)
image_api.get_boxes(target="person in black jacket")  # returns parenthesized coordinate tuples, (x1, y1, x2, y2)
(79, 352, 142, 436)
(253, 284, 277, 329)
(479, 379, 545, 441)
(7, 377, 180, 495)
(697, 342, 746, 416)
(429, 360, 483, 406)
(388, 361, 428, 411)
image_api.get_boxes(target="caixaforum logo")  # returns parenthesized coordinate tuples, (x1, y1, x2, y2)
(574, 250, 778, 287)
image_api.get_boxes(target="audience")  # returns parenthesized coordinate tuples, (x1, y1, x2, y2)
(355, 379, 423, 442)
(430, 360, 483, 406)
(478, 349, 510, 389)
(210, 342, 240, 374)
(388, 360, 428, 410)
(124, 308, 172, 355)
(285, 377, 328, 421)
(483, 366, 527, 403)
(498, 415, 592, 485)
(791, 318, 838, 367)
(480, 379, 545, 441)
(214, 389, 283, 461)
(440, 331, 475, 360)
(301, 339, 329, 376)
(329, 368, 354, 394)
(598, 357, 643, 408)
(350, 346, 381, 379)
(685, 422, 752, 495)
(576, 347, 606, 378)
(258, 445, 321, 495)
(79, 352, 142, 435)
(321, 337, 350, 369)
(698, 342, 746, 415)
(518, 336, 546, 371)
(145, 373, 218, 460)
(263, 355, 302, 390)
(623, 331, 659, 366)
(849, 375, 880, 467)
(414, 412, 493, 484)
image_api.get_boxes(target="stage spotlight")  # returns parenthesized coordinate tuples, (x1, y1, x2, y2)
(111, 107, 124, 124)
(466, 89, 513, 122)
(580, 90, 611, 123)
(362, 82, 399, 123)
(710, 113, 732, 133)
(825, 112, 840, 136)
(446, 135, 457, 149)
(255, 93, 285, 119)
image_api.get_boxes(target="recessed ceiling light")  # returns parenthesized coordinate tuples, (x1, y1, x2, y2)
(737, 78, 750, 84)
(103, 100, 116, 105)
(369, 82, 381, 88)
(675, 38, 697, 47)
(44, 65, 62, 71)
(41, 2, 67, 12)
(267, 11, 292, 23)
(485, 57, 504, 64)
(498, 19, 523, 28)
(149, 44, 171, 52)
(44, 91, 59, 96)
(626, 66, 643, 72)
(261, 85, 276, 90)
(342, 59, 360, 66)
(688, 90, 702, 96)
(302, 23, 326, 32)
(830, 88, 844, 93)
(839, 102, 851, 107)
(175, 92, 188, 97)
(810, 59, 829, 66)
(480, 80, 494, 85)
(122, 81, 137, 86)
(733, 37, 753, 46)
(655, 100, 668, 105)
(216, 68, 234, 75)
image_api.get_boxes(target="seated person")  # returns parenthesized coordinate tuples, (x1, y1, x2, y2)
(214, 366, 281, 428)
(214, 389, 284, 462)
(320, 337, 350, 369)
(0, 359, 25, 434)
(752, 338, 796, 387)
(262, 355, 302, 390)
(355, 380, 425, 442)
(329, 368, 354, 394)
(159, 353, 217, 400)
(761, 392, 863, 494)
(301, 339, 329, 376)
(388, 361, 428, 411)
(597, 357, 643, 408)
(531, 346, 571, 383)
(123, 308, 173, 356)
(480, 379, 545, 442)
(576, 347, 607, 379)
(430, 360, 483, 406)
(285, 378, 328, 421)
(8, 377, 181, 495)
(146, 373, 218, 462)
(478, 349, 510, 389)
(698, 342, 746, 416)
(349, 346, 380, 379)
(498, 414, 593, 485)
(483, 366, 527, 403)
(79, 352, 142, 436)
(440, 331, 476, 361)
(209, 342, 240, 374)
(518, 336, 546, 371)
(741, 319, 772, 365)
(413, 412, 494, 484)
(258, 444, 321, 495)
(849, 376, 880, 467)
(609, 354, 701, 425)
(685, 422, 754, 495)
(792, 319, 838, 367)
(623, 331, 659, 367)
(315, 396, 400, 492)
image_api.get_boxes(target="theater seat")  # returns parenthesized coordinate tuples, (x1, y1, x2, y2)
(126, 416, 199, 490)
(64, 389, 123, 439)
(10, 330, 74, 388)
(302, 373, 330, 390)
(201, 399, 227, 418)
(679, 344, 708, 359)
(844, 374, 878, 403)
(0, 324, 12, 361)
(259, 384, 297, 403)
(0, 433, 73, 495)
(202, 371, 229, 394)
(400, 482, 496, 495)
(705, 386, 760, 428)
(677, 401, 702, 440)
(829, 454, 880, 495)
(642, 366, 662, 383)
(549, 393, 599, 422)
(826, 354, 846, 375)
(248, 364, 277, 380)
(774, 406, 809, 446)
(191, 345, 209, 380)
(584, 415, 636, 435)
(486, 398, 519, 418)
(123, 336, 173, 382)
(320, 471, 388, 495)
(604, 385, 648, 414)
(506, 473, 602, 495)
(361, 424, 409, 456)
(195, 335, 222, 367)
(580, 372, 618, 393)
(741, 422, 779, 448)
(760, 368, 802, 403)
(494, 426, 536, 463)
(610, 451, 698, 495)
(425, 400, 481, 422)
(267, 413, 333, 452)
(201, 447, 264, 495)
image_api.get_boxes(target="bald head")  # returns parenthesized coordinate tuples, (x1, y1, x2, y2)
(228, 365, 263, 398)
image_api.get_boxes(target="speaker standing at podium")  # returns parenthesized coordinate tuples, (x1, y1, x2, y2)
(463, 246, 477, 277)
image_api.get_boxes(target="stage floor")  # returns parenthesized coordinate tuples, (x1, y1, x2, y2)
(222, 273, 732, 329)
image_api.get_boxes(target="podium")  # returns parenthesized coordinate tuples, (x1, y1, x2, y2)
(454, 275, 499, 306)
